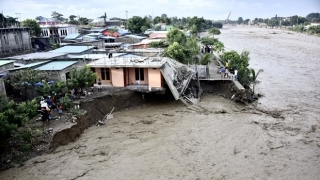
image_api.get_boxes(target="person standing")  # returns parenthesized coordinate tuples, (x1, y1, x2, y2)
(224, 67, 229, 78)
(234, 69, 238, 80)
(220, 67, 225, 78)
(98, 78, 102, 92)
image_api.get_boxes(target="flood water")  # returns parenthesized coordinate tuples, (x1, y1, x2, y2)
(0, 26, 320, 180)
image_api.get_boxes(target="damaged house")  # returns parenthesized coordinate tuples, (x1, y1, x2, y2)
(88, 57, 200, 104)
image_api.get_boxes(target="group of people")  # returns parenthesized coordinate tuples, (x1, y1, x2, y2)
(219, 62, 238, 80)
(38, 96, 63, 127)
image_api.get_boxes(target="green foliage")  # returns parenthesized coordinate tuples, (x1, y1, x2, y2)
(51, 11, 64, 21)
(36, 80, 66, 97)
(250, 68, 264, 94)
(212, 22, 223, 28)
(22, 19, 41, 37)
(126, 16, 151, 34)
(238, 17, 244, 24)
(307, 25, 320, 35)
(185, 37, 199, 58)
(186, 16, 206, 35)
(166, 42, 188, 63)
(167, 28, 187, 45)
(66, 65, 97, 90)
(199, 54, 214, 65)
(52, 43, 60, 50)
(221, 50, 252, 88)
(12, 68, 45, 100)
(149, 40, 169, 48)
(208, 28, 221, 37)
(212, 40, 225, 54)
(200, 36, 216, 46)
(59, 95, 72, 110)
(0, 95, 38, 140)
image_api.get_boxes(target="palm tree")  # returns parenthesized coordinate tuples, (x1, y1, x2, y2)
(250, 68, 264, 94)
(193, 53, 215, 65)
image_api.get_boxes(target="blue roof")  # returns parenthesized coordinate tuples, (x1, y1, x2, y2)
(8, 61, 50, 71)
(34, 61, 78, 71)
(64, 33, 81, 40)
(50, 46, 95, 53)
(0, 60, 15, 66)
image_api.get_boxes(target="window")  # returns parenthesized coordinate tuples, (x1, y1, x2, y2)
(101, 68, 110, 80)
(135, 68, 144, 81)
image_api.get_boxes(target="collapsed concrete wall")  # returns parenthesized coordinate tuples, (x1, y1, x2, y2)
(160, 59, 196, 100)
(200, 80, 247, 103)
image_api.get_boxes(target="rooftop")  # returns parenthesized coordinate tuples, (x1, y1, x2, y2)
(34, 61, 78, 71)
(50, 46, 95, 53)
(0, 60, 15, 66)
(64, 33, 81, 40)
(6, 52, 67, 60)
(124, 35, 147, 40)
(8, 61, 51, 71)
(88, 56, 168, 68)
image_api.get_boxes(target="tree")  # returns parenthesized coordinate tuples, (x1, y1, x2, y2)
(161, 14, 167, 18)
(250, 69, 263, 95)
(140, 26, 148, 34)
(208, 28, 221, 38)
(167, 28, 187, 45)
(238, 17, 243, 24)
(6, 16, 20, 27)
(51, 11, 64, 21)
(153, 16, 161, 25)
(0, 13, 7, 28)
(66, 65, 97, 90)
(306, 13, 320, 21)
(22, 19, 41, 36)
(244, 19, 250, 25)
(69, 15, 77, 21)
(186, 16, 206, 36)
(126, 16, 150, 34)
(166, 42, 187, 63)
(0, 95, 38, 141)
(79, 17, 89, 25)
(212, 40, 225, 55)
(149, 40, 169, 48)
(198, 53, 214, 65)
(12, 68, 45, 100)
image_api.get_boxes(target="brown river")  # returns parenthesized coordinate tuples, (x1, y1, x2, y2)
(0, 26, 320, 180)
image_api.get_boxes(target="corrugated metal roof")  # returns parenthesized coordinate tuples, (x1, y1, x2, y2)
(6, 52, 67, 60)
(125, 35, 146, 40)
(64, 33, 81, 40)
(34, 61, 78, 71)
(8, 61, 51, 71)
(0, 60, 15, 66)
(50, 46, 95, 53)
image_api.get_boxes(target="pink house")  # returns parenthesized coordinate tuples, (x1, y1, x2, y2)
(88, 57, 165, 91)
(88, 56, 198, 104)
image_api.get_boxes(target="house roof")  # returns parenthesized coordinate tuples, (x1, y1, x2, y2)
(88, 56, 168, 68)
(64, 33, 81, 40)
(50, 46, 95, 53)
(148, 31, 167, 39)
(134, 39, 162, 45)
(34, 61, 78, 71)
(0, 60, 15, 66)
(6, 52, 67, 60)
(124, 35, 146, 40)
(8, 61, 51, 71)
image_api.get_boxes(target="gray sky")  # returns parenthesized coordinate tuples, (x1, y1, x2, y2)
(1, 0, 319, 21)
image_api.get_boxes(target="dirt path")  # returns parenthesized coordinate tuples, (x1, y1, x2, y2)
(0, 26, 320, 180)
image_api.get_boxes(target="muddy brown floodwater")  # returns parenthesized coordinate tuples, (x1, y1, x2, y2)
(1, 26, 320, 180)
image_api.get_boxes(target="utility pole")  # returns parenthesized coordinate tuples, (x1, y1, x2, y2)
(1, 11, 4, 28)
(15, 13, 21, 27)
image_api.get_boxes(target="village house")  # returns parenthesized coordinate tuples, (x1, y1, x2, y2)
(87, 56, 197, 104)
(2, 52, 68, 65)
(37, 17, 78, 43)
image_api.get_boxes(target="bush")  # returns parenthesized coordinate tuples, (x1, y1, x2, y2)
(0, 95, 39, 140)
(59, 95, 73, 110)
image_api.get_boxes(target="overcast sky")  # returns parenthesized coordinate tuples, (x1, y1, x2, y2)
(1, 0, 319, 21)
